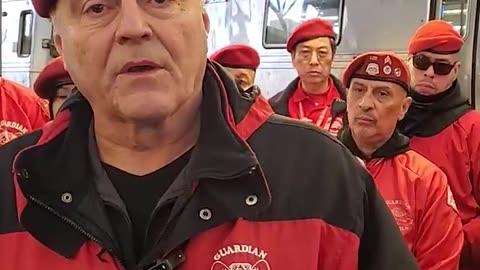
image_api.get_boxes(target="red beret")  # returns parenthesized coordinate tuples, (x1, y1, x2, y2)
(32, 0, 56, 18)
(286, 18, 336, 53)
(210, 44, 260, 71)
(34, 57, 72, 99)
(342, 52, 410, 91)
(408, 20, 464, 55)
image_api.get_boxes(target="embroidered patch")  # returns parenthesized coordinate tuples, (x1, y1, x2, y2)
(365, 63, 380, 76)
(386, 200, 413, 233)
(0, 120, 28, 145)
(211, 244, 271, 270)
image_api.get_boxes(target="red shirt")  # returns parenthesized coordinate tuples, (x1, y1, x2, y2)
(287, 78, 342, 135)
(0, 78, 49, 145)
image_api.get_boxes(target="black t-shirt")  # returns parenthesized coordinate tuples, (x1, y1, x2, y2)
(102, 150, 191, 260)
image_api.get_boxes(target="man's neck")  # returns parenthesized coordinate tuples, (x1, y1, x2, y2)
(301, 79, 330, 95)
(351, 131, 390, 160)
(94, 92, 202, 176)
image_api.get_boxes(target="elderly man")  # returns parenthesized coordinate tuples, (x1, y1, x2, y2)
(210, 44, 260, 91)
(398, 20, 480, 269)
(0, 1, 418, 269)
(0, 77, 49, 145)
(34, 56, 76, 119)
(269, 18, 345, 136)
(339, 51, 464, 269)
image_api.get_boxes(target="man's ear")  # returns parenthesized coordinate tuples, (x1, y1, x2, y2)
(398, 96, 412, 121)
(202, 10, 210, 35)
(53, 32, 64, 57)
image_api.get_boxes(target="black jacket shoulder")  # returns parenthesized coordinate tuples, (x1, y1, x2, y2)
(0, 130, 42, 234)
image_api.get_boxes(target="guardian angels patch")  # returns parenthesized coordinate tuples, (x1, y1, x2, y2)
(211, 244, 271, 270)
(365, 63, 380, 76)
(0, 120, 28, 146)
(386, 200, 413, 233)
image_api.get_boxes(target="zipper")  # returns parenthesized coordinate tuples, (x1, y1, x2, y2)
(140, 165, 258, 268)
(26, 195, 128, 270)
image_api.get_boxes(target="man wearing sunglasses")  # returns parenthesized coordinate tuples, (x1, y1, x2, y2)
(398, 20, 480, 270)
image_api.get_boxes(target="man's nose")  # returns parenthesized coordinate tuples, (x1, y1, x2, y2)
(115, 2, 153, 44)
(423, 64, 435, 78)
(358, 93, 374, 111)
(309, 52, 320, 65)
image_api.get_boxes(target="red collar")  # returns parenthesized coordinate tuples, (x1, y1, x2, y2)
(291, 78, 334, 103)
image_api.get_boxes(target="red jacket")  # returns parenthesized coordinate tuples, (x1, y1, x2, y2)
(269, 75, 346, 136)
(399, 83, 480, 269)
(0, 62, 419, 270)
(0, 78, 49, 145)
(340, 130, 464, 269)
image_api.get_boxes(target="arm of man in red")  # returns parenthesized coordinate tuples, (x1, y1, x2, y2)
(414, 169, 463, 270)
(463, 117, 480, 268)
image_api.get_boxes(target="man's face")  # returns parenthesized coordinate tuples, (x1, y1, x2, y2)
(51, 83, 76, 117)
(408, 51, 460, 96)
(225, 67, 255, 91)
(292, 37, 333, 85)
(52, 0, 210, 122)
(347, 78, 411, 146)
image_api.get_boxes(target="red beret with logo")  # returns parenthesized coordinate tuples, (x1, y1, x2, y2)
(342, 52, 410, 91)
(408, 20, 464, 55)
(210, 44, 260, 71)
(34, 57, 73, 99)
(286, 18, 336, 53)
(32, 0, 55, 18)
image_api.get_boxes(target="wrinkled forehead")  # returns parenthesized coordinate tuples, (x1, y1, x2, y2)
(296, 37, 332, 50)
(350, 77, 405, 93)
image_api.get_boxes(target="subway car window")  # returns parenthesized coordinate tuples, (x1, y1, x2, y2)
(440, 0, 469, 36)
(263, 0, 342, 48)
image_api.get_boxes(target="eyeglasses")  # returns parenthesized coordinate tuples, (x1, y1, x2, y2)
(412, 54, 456, 76)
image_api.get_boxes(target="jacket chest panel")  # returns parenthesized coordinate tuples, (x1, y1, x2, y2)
(0, 232, 122, 270)
(178, 218, 359, 270)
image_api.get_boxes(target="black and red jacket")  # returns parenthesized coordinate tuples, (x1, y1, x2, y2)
(0, 62, 418, 270)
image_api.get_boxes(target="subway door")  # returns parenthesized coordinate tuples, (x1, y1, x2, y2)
(473, 0, 480, 109)
(431, 0, 477, 108)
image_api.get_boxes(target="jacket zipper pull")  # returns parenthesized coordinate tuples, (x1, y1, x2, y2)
(96, 248, 109, 263)
(143, 250, 185, 270)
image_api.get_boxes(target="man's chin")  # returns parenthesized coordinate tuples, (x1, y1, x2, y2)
(114, 102, 174, 123)
(413, 86, 438, 96)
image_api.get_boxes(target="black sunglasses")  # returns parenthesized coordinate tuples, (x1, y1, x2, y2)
(412, 54, 456, 76)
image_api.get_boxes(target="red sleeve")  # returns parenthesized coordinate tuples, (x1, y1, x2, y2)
(463, 117, 480, 267)
(414, 169, 464, 270)
(23, 97, 49, 130)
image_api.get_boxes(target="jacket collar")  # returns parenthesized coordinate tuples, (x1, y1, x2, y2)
(269, 74, 346, 116)
(398, 80, 472, 137)
(339, 126, 410, 161)
(12, 61, 274, 259)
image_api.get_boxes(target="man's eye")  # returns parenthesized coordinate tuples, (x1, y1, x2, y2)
(86, 4, 106, 14)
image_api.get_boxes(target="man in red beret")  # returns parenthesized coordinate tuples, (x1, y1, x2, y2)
(398, 20, 480, 270)
(0, 77, 49, 145)
(269, 18, 345, 136)
(34, 56, 76, 119)
(339, 51, 463, 269)
(0, 0, 419, 269)
(210, 44, 260, 91)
